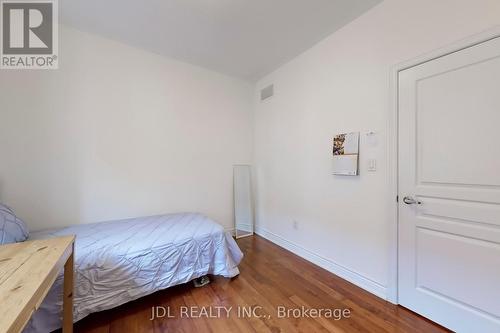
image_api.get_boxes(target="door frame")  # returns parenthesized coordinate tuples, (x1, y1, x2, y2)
(387, 25, 500, 304)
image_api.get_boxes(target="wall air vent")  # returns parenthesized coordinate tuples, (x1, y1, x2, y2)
(260, 84, 274, 101)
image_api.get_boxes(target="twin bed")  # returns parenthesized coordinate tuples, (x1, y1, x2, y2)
(23, 213, 243, 333)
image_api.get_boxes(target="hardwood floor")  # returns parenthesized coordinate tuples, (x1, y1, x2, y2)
(74, 235, 449, 333)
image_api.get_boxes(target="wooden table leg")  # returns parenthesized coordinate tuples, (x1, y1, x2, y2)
(62, 244, 74, 333)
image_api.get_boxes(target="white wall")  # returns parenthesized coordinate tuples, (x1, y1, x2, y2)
(0, 25, 254, 231)
(253, 0, 500, 299)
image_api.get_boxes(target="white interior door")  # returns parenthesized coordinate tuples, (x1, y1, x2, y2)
(398, 36, 500, 333)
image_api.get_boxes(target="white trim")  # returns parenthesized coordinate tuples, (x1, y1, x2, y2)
(386, 64, 399, 304)
(254, 226, 387, 300)
(387, 25, 500, 305)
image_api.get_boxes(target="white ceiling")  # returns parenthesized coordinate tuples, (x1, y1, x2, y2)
(61, 0, 381, 81)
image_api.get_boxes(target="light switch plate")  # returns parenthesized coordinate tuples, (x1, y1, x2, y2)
(368, 159, 377, 172)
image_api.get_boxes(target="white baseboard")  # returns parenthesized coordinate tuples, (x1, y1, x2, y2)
(254, 226, 387, 300)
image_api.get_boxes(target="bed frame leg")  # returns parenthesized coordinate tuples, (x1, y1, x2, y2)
(193, 275, 210, 288)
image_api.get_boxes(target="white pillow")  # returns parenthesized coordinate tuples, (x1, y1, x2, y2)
(0, 203, 29, 245)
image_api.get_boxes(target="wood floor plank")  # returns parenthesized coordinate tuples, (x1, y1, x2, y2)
(108, 297, 154, 333)
(74, 235, 450, 333)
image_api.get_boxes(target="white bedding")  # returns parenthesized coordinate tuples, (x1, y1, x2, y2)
(24, 213, 243, 333)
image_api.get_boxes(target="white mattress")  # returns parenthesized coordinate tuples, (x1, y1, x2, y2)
(24, 213, 243, 333)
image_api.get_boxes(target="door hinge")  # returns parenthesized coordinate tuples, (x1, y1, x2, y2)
(396, 195, 399, 203)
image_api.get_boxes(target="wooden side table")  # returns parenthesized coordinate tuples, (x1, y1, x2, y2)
(0, 236, 75, 333)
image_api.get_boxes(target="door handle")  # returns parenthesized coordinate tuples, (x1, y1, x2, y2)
(403, 196, 422, 205)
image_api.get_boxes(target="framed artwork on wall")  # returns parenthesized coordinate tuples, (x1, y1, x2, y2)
(332, 132, 359, 176)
